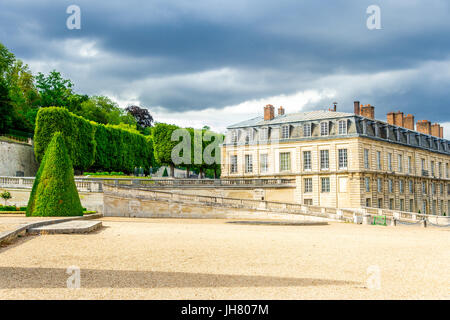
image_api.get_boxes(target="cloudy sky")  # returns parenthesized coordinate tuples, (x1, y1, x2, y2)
(1, 0, 450, 135)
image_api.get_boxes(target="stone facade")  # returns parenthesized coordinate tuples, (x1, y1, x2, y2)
(221, 108, 450, 214)
(0, 140, 38, 177)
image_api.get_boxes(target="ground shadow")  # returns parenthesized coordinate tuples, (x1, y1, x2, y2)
(0, 267, 359, 289)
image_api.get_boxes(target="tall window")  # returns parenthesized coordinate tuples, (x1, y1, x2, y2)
(388, 179, 393, 193)
(260, 128, 269, 141)
(377, 151, 382, 170)
(439, 162, 442, 178)
(365, 177, 370, 192)
(230, 155, 238, 173)
(388, 153, 393, 171)
(399, 180, 404, 194)
(320, 150, 329, 170)
(432, 182, 436, 195)
(303, 123, 311, 137)
(303, 151, 311, 170)
(321, 177, 330, 192)
(408, 156, 412, 174)
(364, 149, 370, 169)
(431, 161, 435, 176)
(421, 159, 426, 171)
(338, 120, 347, 135)
(304, 178, 313, 193)
(279, 152, 291, 172)
(281, 125, 290, 139)
(400, 199, 404, 211)
(422, 182, 427, 194)
(338, 149, 348, 169)
(245, 154, 253, 173)
(231, 130, 238, 143)
(248, 129, 254, 142)
(409, 180, 414, 194)
(260, 154, 268, 173)
(320, 122, 329, 136)
(377, 178, 382, 193)
(410, 199, 414, 212)
(398, 154, 403, 172)
(446, 163, 449, 178)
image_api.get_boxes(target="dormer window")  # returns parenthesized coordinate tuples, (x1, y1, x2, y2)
(260, 127, 269, 140)
(281, 125, 290, 139)
(247, 128, 254, 142)
(320, 122, 329, 136)
(231, 130, 238, 143)
(338, 120, 347, 135)
(303, 123, 311, 137)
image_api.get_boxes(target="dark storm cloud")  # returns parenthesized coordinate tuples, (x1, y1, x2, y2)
(1, 0, 450, 121)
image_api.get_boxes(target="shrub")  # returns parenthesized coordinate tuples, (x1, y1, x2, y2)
(162, 167, 168, 177)
(1, 190, 12, 205)
(34, 107, 153, 173)
(26, 132, 83, 217)
(0, 205, 18, 211)
(34, 107, 96, 171)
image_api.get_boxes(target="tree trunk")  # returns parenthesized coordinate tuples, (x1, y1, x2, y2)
(214, 168, 218, 179)
(186, 166, 190, 179)
(198, 167, 203, 179)
(169, 164, 175, 178)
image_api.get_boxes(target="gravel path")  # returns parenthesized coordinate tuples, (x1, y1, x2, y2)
(0, 215, 68, 234)
(0, 218, 448, 299)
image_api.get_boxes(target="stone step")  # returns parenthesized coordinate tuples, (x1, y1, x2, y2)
(28, 220, 102, 235)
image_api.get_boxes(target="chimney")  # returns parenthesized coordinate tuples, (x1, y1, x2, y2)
(278, 106, 285, 116)
(416, 120, 431, 135)
(403, 114, 415, 130)
(360, 104, 375, 119)
(332, 102, 337, 112)
(431, 123, 442, 138)
(393, 111, 404, 127)
(387, 112, 395, 125)
(440, 127, 444, 138)
(354, 101, 360, 115)
(264, 104, 275, 121)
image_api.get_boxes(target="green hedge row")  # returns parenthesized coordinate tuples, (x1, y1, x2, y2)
(34, 107, 152, 172)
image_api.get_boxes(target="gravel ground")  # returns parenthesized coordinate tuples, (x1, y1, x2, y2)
(0, 217, 448, 300)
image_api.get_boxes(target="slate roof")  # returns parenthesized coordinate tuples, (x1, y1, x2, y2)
(227, 110, 354, 129)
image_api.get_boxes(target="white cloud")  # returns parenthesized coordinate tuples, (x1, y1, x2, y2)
(152, 89, 336, 132)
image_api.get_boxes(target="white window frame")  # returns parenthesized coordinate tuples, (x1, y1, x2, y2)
(279, 152, 291, 172)
(320, 122, 329, 136)
(398, 154, 403, 172)
(338, 120, 347, 135)
(303, 123, 312, 137)
(281, 125, 290, 139)
(260, 127, 269, 141)
(304, 178, 313, 193)
(230, 155, 238, 173)
(377, 151, 382, 170)
(321, 177, 330, 193)
(260, 154, 268, 173)
(231, 130, 238, 143)
(245, 154, 253, 173)
(365, 177, 370, 192)
(338, 149, 348, 169)
(303, 151, 311, 171)
(320, 150, 329, 170)
(364, 149, 370, 169)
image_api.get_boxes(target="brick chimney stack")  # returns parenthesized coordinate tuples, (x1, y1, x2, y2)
(354, 101, 360, 115)
(431, 123, 444, 138)
(278, 106, 285, 116)
(403, 114, 415, 130)
(264, 104, 275, 121)
(360, 104, 375, 119)
(416, 120, 431, 135)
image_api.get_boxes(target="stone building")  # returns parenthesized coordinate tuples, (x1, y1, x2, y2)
(221, 102, 450, 214)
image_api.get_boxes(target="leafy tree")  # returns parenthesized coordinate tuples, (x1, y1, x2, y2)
(0, 42, 15, 78)
(0, 78, 13, 133)
(125, 105, 154, 130)
(35, 70, 74, 108)
(152, 122, 180, 177)
(26, 132, 83, 217)
(0, 190, 12, 206)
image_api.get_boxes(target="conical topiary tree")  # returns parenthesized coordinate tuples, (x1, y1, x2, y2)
(26, 132, 83, 217)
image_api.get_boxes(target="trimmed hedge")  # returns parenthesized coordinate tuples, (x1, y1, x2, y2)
(34, 107, 96, 170)
(34, 107, 152, 173)
(26, 132, 83, 217)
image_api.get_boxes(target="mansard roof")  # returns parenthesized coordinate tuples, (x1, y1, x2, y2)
(227, 110, 353, 129)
